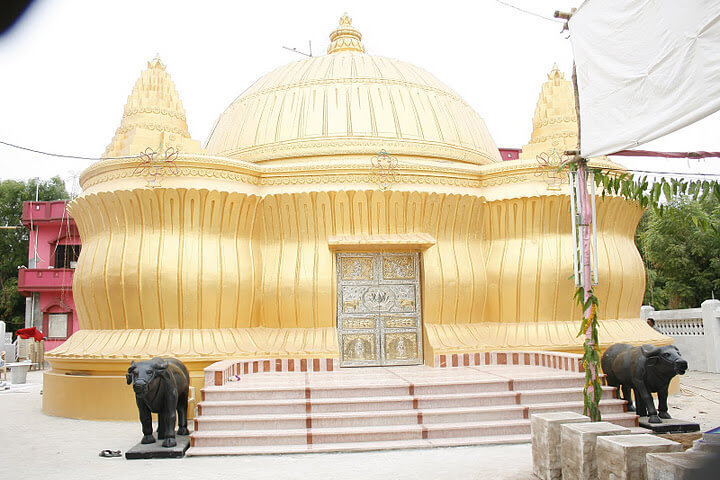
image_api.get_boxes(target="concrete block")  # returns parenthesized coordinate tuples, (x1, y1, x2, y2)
(596, 434, 682, 480)
(531, 411, 590, 480)
(690, 426, 720, 454)
(646, 451, 716, 480)
(561, 421, 631, 480)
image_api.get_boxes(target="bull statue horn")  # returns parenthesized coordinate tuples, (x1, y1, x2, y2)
(641, 344, 660, 357)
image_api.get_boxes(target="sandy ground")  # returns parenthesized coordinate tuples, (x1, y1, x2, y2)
(1, 369, 719, 480)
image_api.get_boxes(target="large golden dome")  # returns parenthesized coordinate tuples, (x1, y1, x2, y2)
(205, 15, 501, 165)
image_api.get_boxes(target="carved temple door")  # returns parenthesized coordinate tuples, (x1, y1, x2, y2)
(336, 252, 423, 367)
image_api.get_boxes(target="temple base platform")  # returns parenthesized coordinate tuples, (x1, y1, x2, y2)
(42, 323, 670, 420)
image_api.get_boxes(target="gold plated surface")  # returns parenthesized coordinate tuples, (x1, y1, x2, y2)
(44, 17, 670, 420)
(104, 56, 202, 158)
(327, 13, 365, 54)
(204, 17, 501, 165)
(519, 64, 578, 161)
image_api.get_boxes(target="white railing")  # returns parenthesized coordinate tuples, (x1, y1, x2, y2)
(654, 317, 704, 336)
(641, 300, 720, 373)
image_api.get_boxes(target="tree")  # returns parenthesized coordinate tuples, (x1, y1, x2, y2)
(0, 177, 69, 333)
(636, 195, 720, 309)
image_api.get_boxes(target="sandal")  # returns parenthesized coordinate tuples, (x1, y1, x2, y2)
(99, 449, 122, 457)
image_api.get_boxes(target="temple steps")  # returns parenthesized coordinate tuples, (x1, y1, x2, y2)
(196, 387, 617, 417)
(188, 367, 638, 455)
(193, 400, 631, 432)
(186, 434, 533, 456)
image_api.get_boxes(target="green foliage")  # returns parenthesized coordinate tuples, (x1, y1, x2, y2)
(594, 170, 720, 220)
(594, 169, 720, 309)
(574, 285, 602, 421)
(0, 177, 68, 332)
(572, 167, 720, 420)
(636, 196, 720, 309)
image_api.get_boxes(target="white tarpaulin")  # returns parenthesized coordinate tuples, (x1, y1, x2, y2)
(569, 0, 720, 157)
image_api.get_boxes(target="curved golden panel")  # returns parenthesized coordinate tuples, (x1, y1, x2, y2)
(204, 51, 501, 165)
(425, 319, 671, 356)
(481, 195, 645, 325)
(69, 188, 262, 331)
(67, 185, 646, 335)
(68, 188, 488, 332)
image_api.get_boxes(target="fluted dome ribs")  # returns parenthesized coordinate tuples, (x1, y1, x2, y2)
(204, 15, 501, 165)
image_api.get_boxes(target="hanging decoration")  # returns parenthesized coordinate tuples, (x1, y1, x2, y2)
(131, 147, 180, 187)
(370, 149, 400, 190)
(535, 149, 568, 190)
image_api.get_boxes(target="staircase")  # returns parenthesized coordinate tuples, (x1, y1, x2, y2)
(187, 366, 637, 455)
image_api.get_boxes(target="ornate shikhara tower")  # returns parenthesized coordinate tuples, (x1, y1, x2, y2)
(44, 16, 668, 419)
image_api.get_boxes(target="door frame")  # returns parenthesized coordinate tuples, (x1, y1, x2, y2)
(335, 251, 424, 367)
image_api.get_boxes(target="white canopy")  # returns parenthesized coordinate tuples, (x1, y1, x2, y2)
(569, 0, 720, 157)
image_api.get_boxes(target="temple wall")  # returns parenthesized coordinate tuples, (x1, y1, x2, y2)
(69, 187, 645, 333)
(69, 189, 490, 331)
(255, 190, 488, 328)
(69, 189, 262, 330)
(481, 195, 645, 325)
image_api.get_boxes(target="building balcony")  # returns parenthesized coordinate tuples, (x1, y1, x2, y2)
(22, 200, 74, 227)
(17, 268, 74, 295)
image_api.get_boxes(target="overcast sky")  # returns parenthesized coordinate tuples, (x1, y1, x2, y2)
(0, 0, 718, 195)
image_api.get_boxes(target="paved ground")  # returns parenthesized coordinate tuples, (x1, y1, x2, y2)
(1, 369, 719, 480)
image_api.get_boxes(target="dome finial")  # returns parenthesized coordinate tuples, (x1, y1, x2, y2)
(327, 13, 365, 54)
(148, 54, 165, 70)
(548, 63, 563, 81)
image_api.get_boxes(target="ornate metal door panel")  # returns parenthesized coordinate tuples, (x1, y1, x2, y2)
(336, 252, 422, 367)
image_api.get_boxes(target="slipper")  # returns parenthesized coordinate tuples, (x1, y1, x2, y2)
(99, 449, 122, 457)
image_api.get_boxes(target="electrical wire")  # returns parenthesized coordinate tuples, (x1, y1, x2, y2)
(0, 140, 143, 161)
(494, 0, 564, 24)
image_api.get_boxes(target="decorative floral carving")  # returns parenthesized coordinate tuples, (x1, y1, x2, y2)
(130, 147, 181, 188)
(341, 257, 373, 281)
(382, 255, 415, 280)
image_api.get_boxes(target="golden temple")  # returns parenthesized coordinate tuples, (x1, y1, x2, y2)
(44, 15, 669, 419)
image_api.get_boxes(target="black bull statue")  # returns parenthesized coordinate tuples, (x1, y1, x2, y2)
(601, 343, 688, 423)
(126, 357, 190, 447)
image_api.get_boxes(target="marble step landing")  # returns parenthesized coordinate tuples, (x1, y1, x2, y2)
(195, 387, 619, 419)
(194, 398, 631, 432)
(200, 375, 589, 402)
(188, 365, 637, 455)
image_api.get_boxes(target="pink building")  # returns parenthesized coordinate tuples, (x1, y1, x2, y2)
(17, 201, 80, 351)
(498, 147, 521, 161)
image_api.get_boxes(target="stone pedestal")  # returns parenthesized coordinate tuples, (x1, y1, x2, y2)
(561, 421, 631, 480)
(531, 411, 590, 480)
(125, 435, 190, 459)
(646, 451, 716, 480)
(596, 434, 682, 480)
(638, 417, 699, 433)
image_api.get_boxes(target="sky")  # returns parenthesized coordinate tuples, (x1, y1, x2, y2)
(0, 0, 718, 195)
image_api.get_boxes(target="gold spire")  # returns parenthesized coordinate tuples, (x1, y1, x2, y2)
(519, 64, 578, 161)
(327, 13, 365, 54)
(103, 56, 201, 157)
(147, 54, 165, 70)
